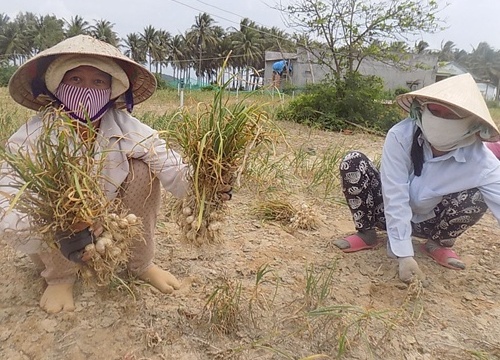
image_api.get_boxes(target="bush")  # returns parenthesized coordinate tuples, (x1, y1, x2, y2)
(154, 73, 169, 90)
(276, 72, 401, 132)
(486, 99, 500, 108)
(394, 86, 410, 96)
(0, 64, 18, 87)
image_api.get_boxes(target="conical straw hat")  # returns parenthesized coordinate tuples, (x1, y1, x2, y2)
(8, 35, 156, 111)
(396, 73, 499, 140)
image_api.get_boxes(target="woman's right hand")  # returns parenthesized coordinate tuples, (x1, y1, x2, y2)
(398, 256, 428, 286)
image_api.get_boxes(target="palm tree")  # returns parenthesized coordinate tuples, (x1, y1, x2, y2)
(89, 19, 119, 46)
(169, 34, 190, 80)
(30, 14, 65, 54)
(464, 42, 500, 100)
(123, 33, 146, 64)
(0, 13, 10, 31)
(140, 25, 158, 72)
(186, 13, 219, 85)
(231, 18, 264, 90)
(64, 15, 89, 38)
(260, 26, 294, 53)
(153, 29, 171, 75)
(438, 40, 456, 62)
(0, 22, 22, 65)
(7, 12, 37, 64)
(414, 40, 429, 54)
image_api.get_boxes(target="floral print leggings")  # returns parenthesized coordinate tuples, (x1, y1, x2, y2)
(339, 151, 487, 247)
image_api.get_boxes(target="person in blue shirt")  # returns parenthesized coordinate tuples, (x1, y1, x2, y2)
(333, 73, 500, 284)
(272, 60, 292, 76)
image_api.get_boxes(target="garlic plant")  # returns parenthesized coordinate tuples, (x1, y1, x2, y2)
(166, 73, 273, 245)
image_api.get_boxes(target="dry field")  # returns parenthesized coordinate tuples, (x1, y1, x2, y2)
(1, 88, 500, 360)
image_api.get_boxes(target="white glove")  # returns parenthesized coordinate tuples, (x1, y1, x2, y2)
(398, 256, 427, 284)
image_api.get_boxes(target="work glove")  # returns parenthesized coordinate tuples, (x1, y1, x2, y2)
(398, 256, 427, 285)
(56, 228, 95, 264)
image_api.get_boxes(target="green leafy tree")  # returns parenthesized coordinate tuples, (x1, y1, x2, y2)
(277, 0, 444, 79)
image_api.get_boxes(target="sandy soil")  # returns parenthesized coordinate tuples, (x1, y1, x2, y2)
(1, 122, 500, 360)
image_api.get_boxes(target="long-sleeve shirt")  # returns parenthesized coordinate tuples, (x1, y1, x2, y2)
(380, 117, 500, 257)
(0, 108, 190, 254)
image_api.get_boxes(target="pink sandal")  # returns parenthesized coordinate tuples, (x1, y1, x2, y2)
(420, 244, 464, 270)
(340, 234, 379, 253)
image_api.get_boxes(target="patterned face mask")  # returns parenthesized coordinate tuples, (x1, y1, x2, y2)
(55, 83, 112, 122)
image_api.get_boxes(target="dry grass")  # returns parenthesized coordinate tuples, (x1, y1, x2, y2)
(252, 198, 320, 230)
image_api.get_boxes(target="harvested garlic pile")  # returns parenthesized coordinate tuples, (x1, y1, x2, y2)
(290, 204, 319, 230)
(80, 212, 141, 285)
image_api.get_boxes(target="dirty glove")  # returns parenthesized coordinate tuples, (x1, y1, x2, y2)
(398, 256, 427, 285)
(56, 228, 95, 264)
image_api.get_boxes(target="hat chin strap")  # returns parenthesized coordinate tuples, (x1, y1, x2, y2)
(125, 88, 134, 113)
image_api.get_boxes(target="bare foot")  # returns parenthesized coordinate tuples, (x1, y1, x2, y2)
(138, 264, 181, 294)
(40, 283, 75, 313)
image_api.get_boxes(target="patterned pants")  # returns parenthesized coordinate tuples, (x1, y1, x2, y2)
(339, 151, 487, 247)
(31, 159, 160, 285)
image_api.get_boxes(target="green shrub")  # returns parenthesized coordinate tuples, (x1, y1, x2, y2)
(154, 73, 169, 90)
(0, 64, 18, 87)
(394, 86, 410, 96)
(486, 99, 500, 108)
(276, 72, 401, 132)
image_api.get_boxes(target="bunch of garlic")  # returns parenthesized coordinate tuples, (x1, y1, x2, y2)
(290, 203, 319, 230)
(80, 212, 141, 285)
(179, 201, 224, 244)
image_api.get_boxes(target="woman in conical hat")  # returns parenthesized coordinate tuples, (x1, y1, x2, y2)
(331, 73, 500, 284)
(1, 35, 231, 313)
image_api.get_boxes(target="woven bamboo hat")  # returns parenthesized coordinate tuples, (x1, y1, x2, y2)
(396, 73, 499, 140)
(8, 35, 156, 111)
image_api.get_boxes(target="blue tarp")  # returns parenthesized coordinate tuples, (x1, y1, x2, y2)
(272, 60, 292, 75)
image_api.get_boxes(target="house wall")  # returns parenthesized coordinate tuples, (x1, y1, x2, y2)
(264, 49, 438, 91)
(477, 82, 497, 101)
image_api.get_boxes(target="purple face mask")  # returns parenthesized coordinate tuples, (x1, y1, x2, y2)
(55, 83, 112, 122)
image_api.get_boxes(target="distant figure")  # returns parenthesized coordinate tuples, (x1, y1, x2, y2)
(272, 60, 292, 88)
(272, 60, 292, 76)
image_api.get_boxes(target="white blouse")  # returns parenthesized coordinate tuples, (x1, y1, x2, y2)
(381, 117, 500, 257)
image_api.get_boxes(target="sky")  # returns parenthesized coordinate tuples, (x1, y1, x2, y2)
(4, 0, 500, 53)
